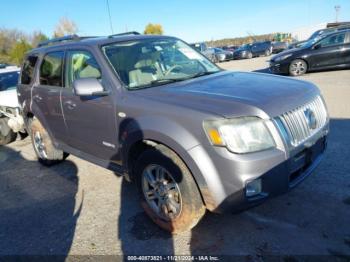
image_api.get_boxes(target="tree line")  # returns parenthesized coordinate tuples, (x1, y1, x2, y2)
(1, 17, 79, 66)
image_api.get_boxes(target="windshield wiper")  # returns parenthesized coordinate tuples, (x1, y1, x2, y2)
(188, 71, 218, 79)
(129, 71, 219, 90)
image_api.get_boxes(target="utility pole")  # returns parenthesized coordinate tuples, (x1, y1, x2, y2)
(335, 5, 341, 23)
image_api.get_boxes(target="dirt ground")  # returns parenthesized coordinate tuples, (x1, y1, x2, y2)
(1, 56, 349, 259)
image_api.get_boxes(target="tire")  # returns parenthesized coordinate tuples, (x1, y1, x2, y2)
(289, 59, 307, 76)
(265, 49, 271, 56)
(134, 145, 206, 233)
(29, 117, 68, 166)
(247, 52, 253, 59)
(0, 117, 17, 145)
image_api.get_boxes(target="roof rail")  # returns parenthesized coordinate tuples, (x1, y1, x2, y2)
(108, 31, 141, 38)
(37, 34, 86, 48)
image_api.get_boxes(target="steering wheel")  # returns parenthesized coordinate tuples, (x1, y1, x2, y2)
(164, 65, 183, 76)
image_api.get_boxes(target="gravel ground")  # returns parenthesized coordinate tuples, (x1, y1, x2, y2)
(0, 56, 349, 259)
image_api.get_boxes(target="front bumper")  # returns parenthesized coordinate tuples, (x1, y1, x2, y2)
(187, 124, 329, 213)
(217, 135, 327, 212)
(269, 60, 290, 74)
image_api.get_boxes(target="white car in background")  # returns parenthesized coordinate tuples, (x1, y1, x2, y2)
(0, 65, 26, 145)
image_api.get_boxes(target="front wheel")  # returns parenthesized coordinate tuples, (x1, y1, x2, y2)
(29, 118, 68, 166)
(0, 117, 17, 145)
(265, 49, 271, 56)
(289, 59, 307, 76)
(247, 52, 253, 59)
(135, 145, 206, 233)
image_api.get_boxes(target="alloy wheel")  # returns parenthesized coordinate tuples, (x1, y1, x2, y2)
(290, 60, 307, 76)
(33, 131, 47, 159)
(142, 164, 182, 220)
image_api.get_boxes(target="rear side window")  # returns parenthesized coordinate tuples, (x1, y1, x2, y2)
(40, 51, 64, 87)
(21, 55, 38, 85)
(319, 33, 346, 47)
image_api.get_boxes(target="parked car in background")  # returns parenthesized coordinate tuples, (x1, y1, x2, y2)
(272, 41, 288, 53)
(206, 47, 233, 62)
(190, 42, 208, 53)
(270, 29, 350, 76)
(233, 44, 253, 59)
(289, 25, 350, 49)
(0, 65, 26, 145)
(18, 32, 329, 233)
(234, 41, 272, 59)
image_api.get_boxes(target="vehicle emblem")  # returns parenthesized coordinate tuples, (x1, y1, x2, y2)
(304, 108, 317, 130)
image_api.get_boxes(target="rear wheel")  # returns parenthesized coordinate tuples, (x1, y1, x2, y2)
(134, 145, 206, 233)
(289, 59, 307, 76)
(0, 117, 17, 145)
(265, 49, 271, 56)
(29, 118, 68, 166)
(247, 52, 253, 59)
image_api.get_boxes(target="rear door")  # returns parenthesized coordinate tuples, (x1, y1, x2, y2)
(308, 32, 347, 69)
(61, 48, 118, 160)
(32, 51, 67, 141)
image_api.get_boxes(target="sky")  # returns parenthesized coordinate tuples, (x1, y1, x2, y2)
(1, 0, 350, 42)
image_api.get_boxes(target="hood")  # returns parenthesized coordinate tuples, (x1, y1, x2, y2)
(271, 47, 306, 61)
(0, 89, 20, 108)
(136, 71, 319, 118)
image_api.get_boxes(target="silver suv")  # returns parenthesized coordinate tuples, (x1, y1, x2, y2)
(18, 33, 329, 233)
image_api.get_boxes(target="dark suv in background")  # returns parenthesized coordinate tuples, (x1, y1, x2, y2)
(18, 32, 329, 233)
(234, 41, 273, 59)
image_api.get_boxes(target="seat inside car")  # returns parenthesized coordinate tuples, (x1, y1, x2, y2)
(129, 52, 163, 88)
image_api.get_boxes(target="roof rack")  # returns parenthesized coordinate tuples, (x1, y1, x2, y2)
(37, 35, 98, 48)
(37, 35, 79, 47)
(108, 31, 141, 38)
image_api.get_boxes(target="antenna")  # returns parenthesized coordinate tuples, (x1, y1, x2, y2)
(335, 5, 341, 22)
(106, 0, 114, 34)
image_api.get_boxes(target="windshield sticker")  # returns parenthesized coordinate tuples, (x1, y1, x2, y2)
(179, 48, 202, 60)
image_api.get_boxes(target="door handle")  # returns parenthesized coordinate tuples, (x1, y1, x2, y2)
(33, 95, 42, 102)
(64, 101, 76, 110)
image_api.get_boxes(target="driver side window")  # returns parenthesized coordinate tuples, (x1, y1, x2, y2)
(65, 50, 101, 89)
(319, 33, 346, 48)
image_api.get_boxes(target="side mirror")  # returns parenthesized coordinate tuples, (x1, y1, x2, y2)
(313, 43, 321, 50)
(73, 78, 109, 96)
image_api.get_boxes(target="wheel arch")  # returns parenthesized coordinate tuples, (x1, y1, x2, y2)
(123, 134, 213, 209)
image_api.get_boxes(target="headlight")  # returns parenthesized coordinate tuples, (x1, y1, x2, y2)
(274, 53, 292, 62)
(203, 117, 275, 153)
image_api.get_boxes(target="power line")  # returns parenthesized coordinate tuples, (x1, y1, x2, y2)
(106, 0, 114, 34)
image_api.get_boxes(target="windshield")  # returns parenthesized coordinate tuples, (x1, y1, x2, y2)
(102, 38, 220, 90)
(0, 71, 19, 91)
(237, 44, 250, 51)
(301, 35, 323, 48)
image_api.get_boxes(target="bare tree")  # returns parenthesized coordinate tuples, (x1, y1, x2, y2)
(53, 17, 78, 37)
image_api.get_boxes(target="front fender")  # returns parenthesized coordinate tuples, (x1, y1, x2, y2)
(120, 116, 217, 209)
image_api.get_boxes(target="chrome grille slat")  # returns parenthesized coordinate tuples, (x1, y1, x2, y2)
(277, 96, 327, 147)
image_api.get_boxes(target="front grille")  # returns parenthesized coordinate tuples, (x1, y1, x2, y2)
(277, 96, 328, 147)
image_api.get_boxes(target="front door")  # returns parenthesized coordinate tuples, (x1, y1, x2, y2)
(61, 49, 118, 161)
